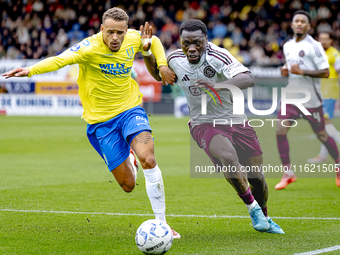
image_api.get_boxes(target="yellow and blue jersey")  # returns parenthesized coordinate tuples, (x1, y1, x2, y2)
(27, 30, 167, 124)
(321, 46, 340, 100)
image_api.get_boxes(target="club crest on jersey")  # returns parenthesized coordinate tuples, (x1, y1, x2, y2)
(299, 50, 305, 57)
(203, 66, 215, 78)
(189, 86, 202, 96)
(126, 47, 134, 60)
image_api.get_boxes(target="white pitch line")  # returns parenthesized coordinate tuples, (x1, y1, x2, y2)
(293, 245, 340, 255)
(1, 209, 340, 220)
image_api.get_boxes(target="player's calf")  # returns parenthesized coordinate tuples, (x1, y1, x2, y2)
(111, 159, 136, 193)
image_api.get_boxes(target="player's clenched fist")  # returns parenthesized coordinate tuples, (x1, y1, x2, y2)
(281, 64, 288, 77)
(159, 66, 177, 86)
(290, 63, 303, 75)
(2, 67, 30, 79)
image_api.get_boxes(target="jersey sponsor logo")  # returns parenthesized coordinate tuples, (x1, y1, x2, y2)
(82, 40, 90, 46)
(99, 63, 132, 76)
(70, 44, 81, 52)
(182, 74, 190, 81)
(203, 66, 216, 78)
(299, 50, 305, 57)
(189, 86, 202, 96)
(199, 85, 222, 106)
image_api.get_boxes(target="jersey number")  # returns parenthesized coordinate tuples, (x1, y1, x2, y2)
(312, 112, 321, 123)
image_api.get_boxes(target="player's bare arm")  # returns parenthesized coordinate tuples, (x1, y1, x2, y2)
(195, 71, 254, 91)
(290, 63, 329, 78)
(140, 22, 176, 85)
(2, 67, 30, 79)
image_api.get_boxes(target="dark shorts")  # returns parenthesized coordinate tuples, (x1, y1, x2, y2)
(277, 104, 325, 133)
(190, 122, 263, 165)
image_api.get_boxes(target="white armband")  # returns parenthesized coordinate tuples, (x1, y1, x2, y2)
(141, 38, 152, 56)
(142, 50, 152, 56)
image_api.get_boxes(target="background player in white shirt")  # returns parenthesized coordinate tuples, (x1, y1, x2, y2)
(307, 33, 340, 187)
(168, 19, 284, 234)
(276, 10, 340, 189)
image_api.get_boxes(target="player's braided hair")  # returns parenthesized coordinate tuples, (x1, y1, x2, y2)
(179, 19, 207, 36)
(102, 7, 129, 24)
(292, 10, 311, 23)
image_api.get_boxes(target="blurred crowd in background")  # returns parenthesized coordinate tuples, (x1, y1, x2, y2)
(1, 0, 340, 66)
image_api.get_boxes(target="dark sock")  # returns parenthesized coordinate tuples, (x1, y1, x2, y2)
(322, 136, 340, 163)
(262, 206, 268, 217)
(277, 135, 290, 165)
(238, 187, 255, 205)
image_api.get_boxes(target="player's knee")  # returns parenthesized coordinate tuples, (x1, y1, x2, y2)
(316, 131, 328, 142)
(121, 181, 135, 193)
(218, 151, 238, 166)
(276, 124, 287, 135)
(139, 154, 156, 169)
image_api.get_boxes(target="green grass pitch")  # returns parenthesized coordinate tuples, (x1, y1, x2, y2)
(0, 115, 340, 254)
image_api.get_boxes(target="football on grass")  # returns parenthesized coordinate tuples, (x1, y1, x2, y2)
(135, 219, 173, 254)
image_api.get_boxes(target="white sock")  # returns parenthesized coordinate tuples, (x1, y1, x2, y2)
(285, 169, 295, 175)
(143, 165, 166, 222)
(326, 124, 340, 144)
(319, 144, 328, 159)
(283, 165, 295, 175)
(246, 200, 258, 211)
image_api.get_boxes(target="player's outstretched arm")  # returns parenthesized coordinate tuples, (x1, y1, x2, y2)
(2, 68, 30, 79)
(140, 22, 176, 85)
(3, 50, 76, 79)
(290, 64, 329, 78)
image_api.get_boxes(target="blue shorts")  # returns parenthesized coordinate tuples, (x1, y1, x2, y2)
(87, 106, 152, 171)
(323, 99, 336, 119)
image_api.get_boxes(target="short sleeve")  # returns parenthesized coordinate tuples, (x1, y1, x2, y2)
(222, 60, 249, 79)
(311, 42, 329, 70)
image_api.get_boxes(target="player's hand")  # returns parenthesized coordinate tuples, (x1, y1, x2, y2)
(159, 66, 177, 85)
(195, 79, 221, 92)
(2, 68, 30, 79)
(281, 64, 289, 77)
(140, 22, 152, 51)
(290, 64, 303, 75)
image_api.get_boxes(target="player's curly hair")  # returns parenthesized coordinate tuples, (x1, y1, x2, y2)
(179, 19, 207, 36)
(292, 10, 311, 23)
(102, 7, 129, 24)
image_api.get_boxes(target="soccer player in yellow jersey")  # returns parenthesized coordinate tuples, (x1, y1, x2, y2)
(307, 32, 340, 187)
(2, 7, 181, 237)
